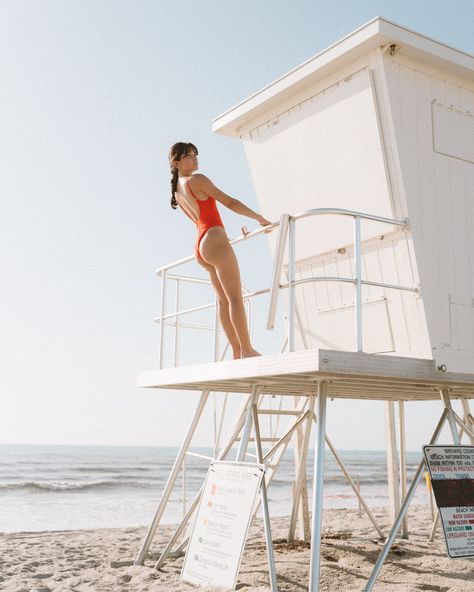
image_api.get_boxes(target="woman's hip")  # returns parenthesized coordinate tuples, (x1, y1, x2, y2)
(198, 226, 235, 264)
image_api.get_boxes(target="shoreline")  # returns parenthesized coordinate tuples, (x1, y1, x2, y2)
(1, 506, 473, 591)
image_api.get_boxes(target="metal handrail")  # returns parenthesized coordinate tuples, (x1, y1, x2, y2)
(154, 287, 270, 323)
(156, 206, 415, 368)
(266, 208, 412, 353)
(280, 277, 418, 293)
(155, 223, 278, 276)
(292, 207, 407, 226)
(164, 273, 211, 285)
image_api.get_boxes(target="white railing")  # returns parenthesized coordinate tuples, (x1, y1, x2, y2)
(267, 209, 417, 353)
(155, 224, 277, 368)
(155, 208, 417, 368)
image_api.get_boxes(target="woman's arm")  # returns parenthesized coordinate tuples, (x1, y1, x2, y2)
(191, 174, 272, 227)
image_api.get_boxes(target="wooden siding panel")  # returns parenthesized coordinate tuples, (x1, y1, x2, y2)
(385, 57, 474, 365)
(336, 253, 354, 305)
(323, 257, 344, 309)
(376, 239, 410, 352)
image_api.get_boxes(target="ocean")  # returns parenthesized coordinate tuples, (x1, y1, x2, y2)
(0, 444, 430, 534)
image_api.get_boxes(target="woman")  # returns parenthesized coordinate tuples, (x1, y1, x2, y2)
(169, 141, 272, 359)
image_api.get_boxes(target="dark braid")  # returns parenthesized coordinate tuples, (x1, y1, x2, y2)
(168, 142, 198, 209)
(170, 168, 179, 209)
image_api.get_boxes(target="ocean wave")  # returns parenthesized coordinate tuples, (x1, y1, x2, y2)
(74, 466, 153, 473)
(271, 475, 393, 486)
(0, 480, 151, 492)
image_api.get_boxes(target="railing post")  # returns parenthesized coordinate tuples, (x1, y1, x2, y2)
(399, 400, 408, 537)
(182, 456, 187, 518)
(159, 270, 167, 369)
(174, 278, 181, 366)
(288, 216, 296, 352)
(267, 214, 289, 330)
(354, 215, 363, 352)
(247, 296, 253, 337)
(213, 294, 220, 362)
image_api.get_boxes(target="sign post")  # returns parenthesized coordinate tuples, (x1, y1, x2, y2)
(181, 460, 265, 590)
(423, 445, 474, 558)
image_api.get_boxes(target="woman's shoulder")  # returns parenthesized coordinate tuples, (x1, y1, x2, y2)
(188, 173, 211, 187)
(187, 173, 214, 199)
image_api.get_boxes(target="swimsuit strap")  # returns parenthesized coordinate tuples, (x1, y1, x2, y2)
(186, 178, 198, 200)
(186, 178, 209, 201)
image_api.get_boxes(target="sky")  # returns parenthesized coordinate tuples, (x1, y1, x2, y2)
(1, 0, 473, 451)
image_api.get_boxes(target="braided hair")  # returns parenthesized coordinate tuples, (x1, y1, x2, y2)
(168, 142, 198, 209)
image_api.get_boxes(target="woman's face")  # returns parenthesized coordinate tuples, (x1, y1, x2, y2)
(176, 149, 198, 174)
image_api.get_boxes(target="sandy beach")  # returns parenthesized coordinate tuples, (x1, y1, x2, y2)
(1, 506, 473, 591)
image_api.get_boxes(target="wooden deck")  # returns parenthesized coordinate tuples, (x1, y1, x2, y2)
(137, 349, 474, 401)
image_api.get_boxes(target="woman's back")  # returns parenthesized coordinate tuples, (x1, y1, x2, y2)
(175, 176, 223, 230)
(175, 176, 200, 222)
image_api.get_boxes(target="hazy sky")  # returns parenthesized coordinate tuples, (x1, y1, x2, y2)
(2, 1, 473, 450)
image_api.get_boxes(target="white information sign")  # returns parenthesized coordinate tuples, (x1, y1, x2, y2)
(423, 445, 474, 558)
(181, 460, 264, 590)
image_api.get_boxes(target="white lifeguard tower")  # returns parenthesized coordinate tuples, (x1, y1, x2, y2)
(136, 17, 474, 591)
(214, 16, 474, 373)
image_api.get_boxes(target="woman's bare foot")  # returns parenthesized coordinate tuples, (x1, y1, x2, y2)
(241, 349, 261, 358)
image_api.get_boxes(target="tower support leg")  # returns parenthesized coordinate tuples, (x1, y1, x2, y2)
(309, 381, 327, 592)
(324, 431, 385, 539)
(429, 390, 462, 541)
(154, 392, 253, 569)
(365, 388, 462, 591)
(398, 400, 408, 538)
(288, 395, 315, 542)
(461, 399, 474, 444)
(251, 396, 279, 592)
(385, 401, 400, 525)
(135, 389, 210, 565)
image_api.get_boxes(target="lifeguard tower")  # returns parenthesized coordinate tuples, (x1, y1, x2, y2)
(136, 17, 474, 591)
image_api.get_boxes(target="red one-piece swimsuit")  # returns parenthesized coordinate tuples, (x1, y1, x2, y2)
(185, 179, 225, 262)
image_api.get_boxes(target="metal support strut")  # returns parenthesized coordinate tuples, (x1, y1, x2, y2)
(238, 385, 279, 592)
(135, 389, 210, 565)
(364, 388, 462, 591)
(309, 381, 327, 592)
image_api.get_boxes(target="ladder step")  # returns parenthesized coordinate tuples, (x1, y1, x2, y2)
(236, 437, 280, 442)
(244, 455, 278, 468)
(257, 409, 302, 415)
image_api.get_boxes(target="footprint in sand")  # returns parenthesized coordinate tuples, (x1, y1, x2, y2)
(322, 554, 338, 562)
(120, 574, 132, 583)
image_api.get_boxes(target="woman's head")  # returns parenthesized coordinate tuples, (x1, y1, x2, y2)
(169, 142, 198, 209)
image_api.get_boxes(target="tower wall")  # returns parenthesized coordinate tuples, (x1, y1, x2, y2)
(382, 52, 474, 371)
(213, 18, 474, 371)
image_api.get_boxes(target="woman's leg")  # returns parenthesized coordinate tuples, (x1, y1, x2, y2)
(196, 258, 241, 359)
(199, 227, 260, 358)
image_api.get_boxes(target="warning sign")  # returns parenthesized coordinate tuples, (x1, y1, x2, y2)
(423, 445, 474, 558)
(181, 460, 264, 590)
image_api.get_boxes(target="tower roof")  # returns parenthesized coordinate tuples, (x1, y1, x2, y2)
(213, 16, 474, 138)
